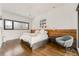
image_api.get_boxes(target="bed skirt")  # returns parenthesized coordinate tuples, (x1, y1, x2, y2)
(21, 39, 48, 50)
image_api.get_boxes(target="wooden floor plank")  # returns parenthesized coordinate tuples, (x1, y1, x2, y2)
(0, 39, 78, 56)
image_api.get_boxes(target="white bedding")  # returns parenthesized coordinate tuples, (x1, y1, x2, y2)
(20, 29, 48, 47)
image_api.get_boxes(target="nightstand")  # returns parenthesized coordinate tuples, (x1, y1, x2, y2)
(48, 36, 56, 43)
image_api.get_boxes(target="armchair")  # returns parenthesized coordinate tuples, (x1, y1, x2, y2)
(56, 35, 73, 53)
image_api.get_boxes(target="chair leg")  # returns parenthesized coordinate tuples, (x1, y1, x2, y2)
(65, 47, 67, 53)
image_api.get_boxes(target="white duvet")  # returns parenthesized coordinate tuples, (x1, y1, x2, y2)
(20, 30, 48, 47)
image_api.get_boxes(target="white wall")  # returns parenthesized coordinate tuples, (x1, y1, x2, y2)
(32, 4, 78, 29)
(0, 4, 1, 17)
(2, 30, 29, 42)
(2, 10, 30, 22)
(0, 4, 2, 47)
(1, 11, 31, 42)
(0, 28, 2, 47)
(1, 4, 78, 42)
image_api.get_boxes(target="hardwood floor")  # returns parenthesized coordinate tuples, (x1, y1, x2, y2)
(0, 39, 78, 56)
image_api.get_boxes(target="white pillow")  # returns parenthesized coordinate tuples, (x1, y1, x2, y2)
(45, 31, 48, 34)
(35, 30, 40, 34)
(40, 29, 45, 33)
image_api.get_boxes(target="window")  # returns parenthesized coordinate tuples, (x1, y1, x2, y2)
(4, 19, 29, 30)
(4, 19, 13, 30)
(14, 21, 29, 30)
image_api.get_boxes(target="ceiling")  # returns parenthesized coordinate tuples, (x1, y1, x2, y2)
(1, 3, 78, 18)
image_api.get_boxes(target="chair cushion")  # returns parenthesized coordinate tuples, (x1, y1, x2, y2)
(61, 38, 69, 41)
(62, 35, 71, 41)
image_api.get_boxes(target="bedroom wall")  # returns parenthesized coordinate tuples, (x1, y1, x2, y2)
(32, 4, 78, 29)
(1, 10, 31, 42)
(0, 4, 2, 47)
(0, 4, 2, 28)
(0, 4, 1, 17)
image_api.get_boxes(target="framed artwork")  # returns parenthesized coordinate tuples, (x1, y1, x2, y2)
(40, 19, 47, 28)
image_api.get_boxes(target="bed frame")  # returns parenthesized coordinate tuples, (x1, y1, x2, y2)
(21, 39, 48, 50)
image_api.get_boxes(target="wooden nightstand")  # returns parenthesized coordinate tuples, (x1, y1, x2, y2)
(48, 36, 56, 43)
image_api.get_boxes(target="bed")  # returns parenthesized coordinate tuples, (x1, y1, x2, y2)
(20, 29, 48, 50)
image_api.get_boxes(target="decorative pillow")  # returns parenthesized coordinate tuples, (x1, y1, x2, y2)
(35, 30, 40, 34)
(45, 31, 48, 34)
(40, 29, 45, 33)
(30, 33, 38, 37)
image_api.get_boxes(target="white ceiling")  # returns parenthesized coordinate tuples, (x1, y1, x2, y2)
(2, 3, 78, 18)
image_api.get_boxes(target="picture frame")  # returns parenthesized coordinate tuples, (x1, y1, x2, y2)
(40, 19, 47, 28)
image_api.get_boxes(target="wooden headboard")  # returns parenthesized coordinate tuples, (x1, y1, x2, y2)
(31, 29, 77, 40)
(46, 29, 76, 40)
